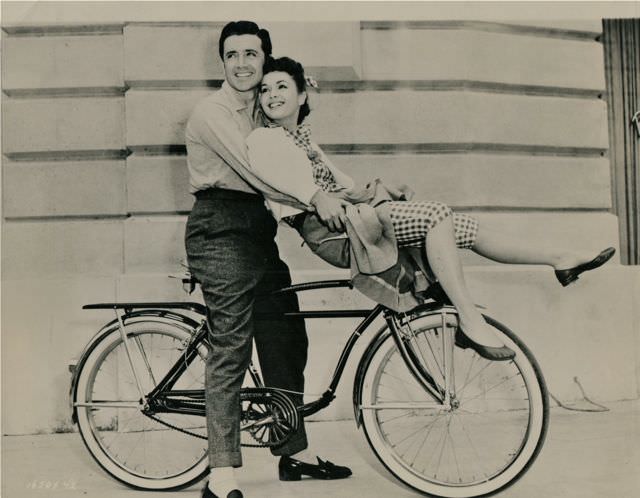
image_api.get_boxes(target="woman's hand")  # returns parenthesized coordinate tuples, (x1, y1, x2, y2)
(385, 183, 415, 201)
(310, 190, 349, 232)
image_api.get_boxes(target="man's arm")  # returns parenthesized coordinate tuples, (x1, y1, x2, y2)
(188, 101, 300, 202)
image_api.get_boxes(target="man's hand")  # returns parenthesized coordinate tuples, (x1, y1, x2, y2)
(385, 183, 415, 201)
(310, 190, 350, 232)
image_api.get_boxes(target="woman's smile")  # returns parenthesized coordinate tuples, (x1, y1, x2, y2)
(260, 71, 307, 129)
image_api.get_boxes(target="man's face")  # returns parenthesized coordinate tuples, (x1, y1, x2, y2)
(222, 34, 265, 93)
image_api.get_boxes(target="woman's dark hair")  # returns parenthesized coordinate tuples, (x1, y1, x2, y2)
(218, 21, 272, 59)
(263, 56, 310, 125)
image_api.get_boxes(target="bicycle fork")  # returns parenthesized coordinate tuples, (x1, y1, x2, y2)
(387, 307, 458, 409)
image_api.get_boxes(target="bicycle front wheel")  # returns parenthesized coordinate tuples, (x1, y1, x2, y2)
(74, 319, 209, 490)
(359, 310, 548, 497)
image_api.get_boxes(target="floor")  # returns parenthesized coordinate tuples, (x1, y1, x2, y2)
(2, 400, 639, 498)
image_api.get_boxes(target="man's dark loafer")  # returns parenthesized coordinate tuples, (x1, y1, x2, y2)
(279, 455, 352, 481)
(455, 329, 515, 361)
(555, 247, 616, 287)
(202, 486, 243, 498)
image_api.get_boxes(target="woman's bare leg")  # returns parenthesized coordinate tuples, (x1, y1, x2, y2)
(426, 216, 505, 348)
(472, 224, 600, 270)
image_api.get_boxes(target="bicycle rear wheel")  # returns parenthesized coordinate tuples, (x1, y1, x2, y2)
(74, 319, 209, 490)
(359, 310, 548, 497)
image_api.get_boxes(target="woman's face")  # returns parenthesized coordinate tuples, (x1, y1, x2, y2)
(259, 71, 306, 127)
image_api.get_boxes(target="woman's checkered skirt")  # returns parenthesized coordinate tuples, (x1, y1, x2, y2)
(388, 201, 478, 249)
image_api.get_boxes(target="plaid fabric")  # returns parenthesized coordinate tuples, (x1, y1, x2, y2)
(451, 212, 479, 249)
(267, 122, 342, 192)
(388, 201, 478, 249)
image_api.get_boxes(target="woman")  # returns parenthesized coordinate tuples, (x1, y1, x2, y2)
(246, 56, 615, 362)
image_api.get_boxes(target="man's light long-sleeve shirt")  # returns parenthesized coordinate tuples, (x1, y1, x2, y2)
(185, 82, 316, 210)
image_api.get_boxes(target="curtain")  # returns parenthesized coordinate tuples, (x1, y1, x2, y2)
(603, 18, 640, 265)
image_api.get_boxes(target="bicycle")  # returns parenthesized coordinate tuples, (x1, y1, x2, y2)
(69, 275, 549, 497)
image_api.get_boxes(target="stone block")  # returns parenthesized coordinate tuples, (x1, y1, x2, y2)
(2, 97, 125, 153)
(332, 154, 611, 209)
(122, 154, 611, 218)
(263, 22, 362, 80)
(126, 155, 193, 213)
(126, 155, 192, 212)
(3, 35, 124, 90)
(308, 91, 609, 148)
(362, 28, 605, 89)
(506, 19, 603, 32)
(463, 211, 621, 267)
(124, 22, 361, 82)
(125, 89, 210, 146)
(3, 160, 126, 218)
(1, 220, 124, 278)
(124, 24, 223, 81)
(1, 276, 117, 434)
(125, 89, 608, 149)
(464, 265, 640, 402)
(116, 273, 201, 303)
(123, 215, 187, 274)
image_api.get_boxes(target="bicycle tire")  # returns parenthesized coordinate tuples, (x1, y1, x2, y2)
(358, 310, 549, 497)
(74, 318, 210, 490)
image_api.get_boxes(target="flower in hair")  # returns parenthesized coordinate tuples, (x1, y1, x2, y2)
(305, 76, 319, 89)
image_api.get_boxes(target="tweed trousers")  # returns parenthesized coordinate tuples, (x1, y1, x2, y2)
(185, 188, 309, 468)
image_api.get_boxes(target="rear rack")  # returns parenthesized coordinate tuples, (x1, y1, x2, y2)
(83, 302, 207, 314)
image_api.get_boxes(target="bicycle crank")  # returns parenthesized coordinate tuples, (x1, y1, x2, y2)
(240, 388, 299, 448)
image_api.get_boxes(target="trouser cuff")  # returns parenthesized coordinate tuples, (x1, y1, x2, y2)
(270, 431, 308, 456)
(209, 452, 243, 469)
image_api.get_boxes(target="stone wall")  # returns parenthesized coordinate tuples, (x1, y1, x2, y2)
(2, 5, 638, 434)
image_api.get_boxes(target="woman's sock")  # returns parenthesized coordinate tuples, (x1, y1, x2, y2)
(208, 467, 239, 497)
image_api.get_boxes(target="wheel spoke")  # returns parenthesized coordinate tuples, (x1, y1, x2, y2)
(408, 411, 446, 469)
(459, 372, 522, 407)
(411, 326, 444, 381)
(360, 315, 547, 495)
(454, 411, 494, 479)
(134, 336, 158, 388)
(430, 415, 451, 477)
(76, 324, 209, 488)
(457, 360, 494, 397)
(386, 411, 447, 449)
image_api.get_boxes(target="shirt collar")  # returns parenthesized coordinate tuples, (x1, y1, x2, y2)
(267, 121, 311, 136)
(220, 81, 255, 112)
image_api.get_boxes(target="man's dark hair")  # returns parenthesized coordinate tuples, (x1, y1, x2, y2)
(263, 56, 310, 125)
(218, 21, 272, 59)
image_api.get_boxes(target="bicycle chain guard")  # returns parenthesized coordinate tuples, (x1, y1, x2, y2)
(240, 388, 299, 448)
(142, 387, 299, 447)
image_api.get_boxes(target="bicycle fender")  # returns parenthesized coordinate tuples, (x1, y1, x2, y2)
(68, 310, 203, 424)
(352, 324, 393, 427)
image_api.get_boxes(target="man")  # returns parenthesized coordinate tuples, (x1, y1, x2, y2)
(184, 21, 350, 498)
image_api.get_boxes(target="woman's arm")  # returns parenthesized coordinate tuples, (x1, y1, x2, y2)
(246, 128, 320, 205)
(316, 147, 355, 190)
(247, 128, 350, 231)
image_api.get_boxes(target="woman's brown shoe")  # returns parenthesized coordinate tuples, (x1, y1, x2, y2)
(279, 455, 352, 481)
(555, 247, 616, 287)
(455, 329, 515, 361)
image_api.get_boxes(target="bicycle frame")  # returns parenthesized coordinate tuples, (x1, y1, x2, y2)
(72, 279, 452, 425)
